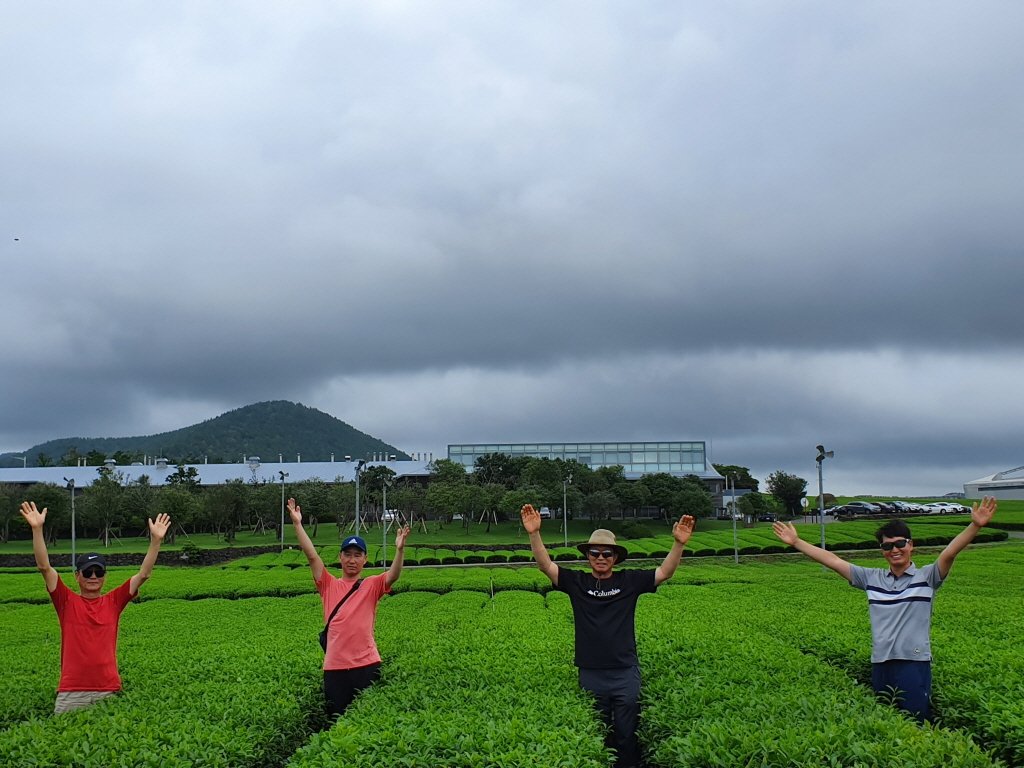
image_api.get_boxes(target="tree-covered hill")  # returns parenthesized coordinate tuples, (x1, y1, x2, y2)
(0, 401, 410, 467)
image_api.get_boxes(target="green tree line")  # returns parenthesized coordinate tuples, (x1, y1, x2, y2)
(1, 456, 801, 545)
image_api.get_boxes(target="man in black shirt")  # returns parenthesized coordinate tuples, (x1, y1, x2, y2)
(522, 504, 695, 768)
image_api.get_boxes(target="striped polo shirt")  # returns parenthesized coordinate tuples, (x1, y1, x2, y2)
(848, 562, 945, 663)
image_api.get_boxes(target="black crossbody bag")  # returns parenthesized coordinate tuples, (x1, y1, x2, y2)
(318, 579, 362, 652)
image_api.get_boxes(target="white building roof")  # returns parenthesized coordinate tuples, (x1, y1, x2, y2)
(0, 458, 434, 489)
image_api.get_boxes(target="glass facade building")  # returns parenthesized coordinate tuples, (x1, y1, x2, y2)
(447, 441, 718, 480)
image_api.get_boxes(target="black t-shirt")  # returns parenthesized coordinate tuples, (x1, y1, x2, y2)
(556, 567, 658, 669)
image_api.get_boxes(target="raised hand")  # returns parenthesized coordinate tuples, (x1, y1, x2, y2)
(287, 498, 302, 525)
(972, 496, 997, 528)
(672, 515, 696, 545)
(394, 524, 411, 549)
(148, 513, 172, 541)
(19, 501, 47, 529)
(772, 521, 800, 546)
(520, 504, 540, 534)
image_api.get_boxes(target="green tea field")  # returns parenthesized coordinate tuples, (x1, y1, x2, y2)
(2, 539, 1022, 766)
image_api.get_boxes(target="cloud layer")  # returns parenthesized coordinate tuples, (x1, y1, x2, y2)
(3, 2, 1023, 495)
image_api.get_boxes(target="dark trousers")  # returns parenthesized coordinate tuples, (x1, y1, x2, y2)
(323, 663, 381, 717)
(579, 666, 643, 768)
(871, 660, 932, 723)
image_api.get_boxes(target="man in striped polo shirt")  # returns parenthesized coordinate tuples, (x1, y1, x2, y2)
(772, 496, 997, 722)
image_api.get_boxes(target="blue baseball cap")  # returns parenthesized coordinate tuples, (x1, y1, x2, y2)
(341, 536, 367, 554)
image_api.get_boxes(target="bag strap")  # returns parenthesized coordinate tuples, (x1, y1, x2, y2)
(324, 579, 362, 630)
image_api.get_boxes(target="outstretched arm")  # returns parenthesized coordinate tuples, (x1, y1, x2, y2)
(936, 496, 996, 579)
(772, 522, 852, 581)
(385, 525, 411, 588)
(655, 515, 695, 585)
(130, 513, 171, 595)
(287, 499, 325, 582)
(521, 505, 558, 585)
(20, 502, 59, 592)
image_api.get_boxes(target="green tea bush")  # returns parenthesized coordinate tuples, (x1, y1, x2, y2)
(0, 597, 327, 767)
(2, 538, 1020, 767)
(637, 585, 1001, 767)
(287, 590, 610, 768)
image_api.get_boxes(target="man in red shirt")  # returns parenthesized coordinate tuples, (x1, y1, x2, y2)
(20, 500, 171, 714)
(288, 497, 410, 717)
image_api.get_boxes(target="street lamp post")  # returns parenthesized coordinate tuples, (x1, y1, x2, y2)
(816, 445, 834, 560)
(382, 479, 393, 569)
(730, 475, 739, 565)
(278, 471, 288, 552)
(562, 472, 572, 548)
(64, 478, 76, 570)
(354, 460, 366, 536)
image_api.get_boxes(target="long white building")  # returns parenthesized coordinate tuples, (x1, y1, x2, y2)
(964, 466, 1024, 500)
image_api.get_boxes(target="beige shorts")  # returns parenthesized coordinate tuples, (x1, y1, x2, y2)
(54, 690, 117, 714)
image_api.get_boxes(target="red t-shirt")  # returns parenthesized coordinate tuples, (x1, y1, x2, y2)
(316, 571, 390, 671)
(49, 578, 135, 692)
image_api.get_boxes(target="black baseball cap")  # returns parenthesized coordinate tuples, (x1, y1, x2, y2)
(75, 553, 106, 573)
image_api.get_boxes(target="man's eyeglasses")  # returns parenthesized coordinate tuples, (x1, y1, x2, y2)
(587, 549, 615, 559)
(880, 539, 910, 552)
(80, 567, 105, 578)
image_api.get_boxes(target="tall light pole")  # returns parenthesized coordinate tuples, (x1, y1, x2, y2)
(15, 455, 27, 468)
(278, 471, 288, 551)
(354, 460, 366, 536)
(64, 478, 76, 570)
(382, 478, 393, 569)
(730, 475, 739, 565)
(562, 472, 572, 548)
(816, 445, 834, 558)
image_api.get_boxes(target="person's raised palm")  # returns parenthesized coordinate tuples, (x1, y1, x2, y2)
(521, 504, 541, 533)
(19, 501, 47, 529)
(149, 513, 171, 541)
(972, 496, 997, 527)
(772, 521, 799, 546)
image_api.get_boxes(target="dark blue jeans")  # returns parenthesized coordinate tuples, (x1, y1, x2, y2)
(579, 666, 643, 768)
(871, 660, 932, 723)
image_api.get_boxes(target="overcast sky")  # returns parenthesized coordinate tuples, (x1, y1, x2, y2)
(3, 2, 1023, 496)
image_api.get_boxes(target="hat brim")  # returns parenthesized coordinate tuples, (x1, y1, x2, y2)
(576, 543, 628, 563)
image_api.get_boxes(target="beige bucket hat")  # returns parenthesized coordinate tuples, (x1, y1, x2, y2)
(576, 529, 628, 563)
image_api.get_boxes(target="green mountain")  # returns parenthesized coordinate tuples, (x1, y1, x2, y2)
(0, 401, 411, 467)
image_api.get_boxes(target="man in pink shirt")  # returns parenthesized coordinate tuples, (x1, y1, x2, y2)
(20, 500, 171, 714)
(288, 498, 410, 717)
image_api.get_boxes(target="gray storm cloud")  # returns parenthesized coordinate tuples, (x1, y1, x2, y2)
(2, 1, 1022, 494)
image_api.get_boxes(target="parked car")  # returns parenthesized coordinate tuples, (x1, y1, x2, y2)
(845, 501, 881, 514)
(923, 502, 970, 514)
(828, 505, 862, 519)
(538, 506, 552, 519)
(888, 500, 926, 514)
(757, 513, 778, 522)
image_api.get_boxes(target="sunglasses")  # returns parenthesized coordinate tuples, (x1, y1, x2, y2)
(880, 539, 910, 552)
(587, 549, 616, 559)
(80, 567, 105, 578)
